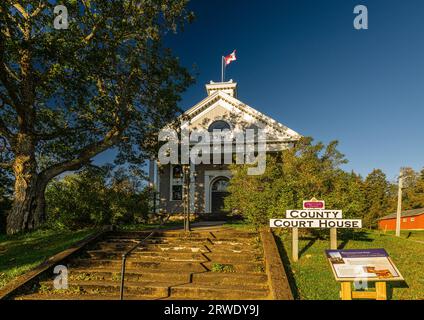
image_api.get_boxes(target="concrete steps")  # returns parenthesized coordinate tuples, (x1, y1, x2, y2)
(85, 250, 260, 263)
(14, 228, 271, 300)
(34, 279, 269, 300)
(67, 268, 268, 285)
(15, 293, 153, 300)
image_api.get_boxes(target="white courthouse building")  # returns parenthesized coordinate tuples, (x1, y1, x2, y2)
(149, 80, 302, 218)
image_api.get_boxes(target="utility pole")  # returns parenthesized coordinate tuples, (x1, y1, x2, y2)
(395, 170, 404, 237)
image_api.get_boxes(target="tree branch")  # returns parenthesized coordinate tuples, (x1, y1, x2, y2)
(84, 25, 98, 43)
(41, 128, 123, 181)
(35, 125, 100, 141)
(5, 11, 25, 34)
(13, 4, 29, 19)
(0, 67, 21, 108)
(30, 3, 46, 18)
(0, 36, 22, 108)
(4, 63, 20, 82)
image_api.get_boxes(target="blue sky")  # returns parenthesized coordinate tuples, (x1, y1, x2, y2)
(98, 0, 424, 181)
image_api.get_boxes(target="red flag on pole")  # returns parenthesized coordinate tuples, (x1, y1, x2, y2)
(222, 50, 237, 82)
(224, 50, 237, 66)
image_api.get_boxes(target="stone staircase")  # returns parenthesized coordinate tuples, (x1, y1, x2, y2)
(15, 227, 273, 300)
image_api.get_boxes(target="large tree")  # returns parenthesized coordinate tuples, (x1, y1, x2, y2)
(0, 1, 193, 234)
(362, 169, 391, 228)
(225, 137, 366, 228)
(401, 167, 424, 210)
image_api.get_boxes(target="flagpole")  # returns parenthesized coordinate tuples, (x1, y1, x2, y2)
(221, 56, 224, 82)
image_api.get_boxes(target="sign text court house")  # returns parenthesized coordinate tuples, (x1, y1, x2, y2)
(269, 198, 363, 262)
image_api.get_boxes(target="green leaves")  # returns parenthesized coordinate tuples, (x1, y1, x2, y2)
(225, 138, 365, 229)
(1, 0, 194, 233)
(45, 166, 150, 230)
(226, 137, 424, 231)
(1, 0, 194, 166)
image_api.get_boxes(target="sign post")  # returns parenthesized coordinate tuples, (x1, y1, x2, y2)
(271, 198, 362, 262)
(292, 227, 299, 262)
(330, 228, 337, 250)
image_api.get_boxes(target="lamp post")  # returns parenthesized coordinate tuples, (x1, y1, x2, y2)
(183, 165, 191, 232)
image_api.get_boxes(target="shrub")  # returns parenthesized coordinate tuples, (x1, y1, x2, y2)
(45, 166, 150, 230)
(225, 138, 366, 230)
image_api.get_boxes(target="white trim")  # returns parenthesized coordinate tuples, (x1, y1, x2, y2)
(189, 99, 238, 125)
(204, 175, 210, 213)
(169, 165, 173, 201)
(170, 165, 183, 202)
(184, 91, 301, 139)
(184, 91, 221, 117)
(190, 162, 195, 212)
(156, 162, 160, 192)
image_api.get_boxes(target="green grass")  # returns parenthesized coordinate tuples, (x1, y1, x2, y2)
(0, 229, 94, 290)
(276, 230, 424, 300)
(224, 220, 255, 231)
(382, 230, 424, 242)
(211, 263, 235, 273)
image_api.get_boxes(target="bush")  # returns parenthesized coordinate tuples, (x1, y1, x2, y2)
(45, 166, 150, 230)
(225, 138, 366, 230)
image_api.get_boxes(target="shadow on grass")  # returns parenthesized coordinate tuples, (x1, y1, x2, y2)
(274, 235, 300, 300)
(298, 237, 317, 258)
(337, 231, 374, 250)
(356, 280, 409, 300)
(387, 281, 410, 300)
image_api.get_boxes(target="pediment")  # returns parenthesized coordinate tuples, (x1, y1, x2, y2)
(181, 91, 302, 143)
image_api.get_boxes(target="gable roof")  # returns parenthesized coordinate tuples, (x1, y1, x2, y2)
(378, 208, 424, 221)
(182, 89, 302, 142)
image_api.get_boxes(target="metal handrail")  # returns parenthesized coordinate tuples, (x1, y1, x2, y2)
(119, 215, 172, 300)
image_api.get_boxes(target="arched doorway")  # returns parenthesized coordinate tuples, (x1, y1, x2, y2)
(211, 177, 230, 215)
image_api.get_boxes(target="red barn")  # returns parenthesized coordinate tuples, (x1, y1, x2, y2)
(378, 208, 424, 231)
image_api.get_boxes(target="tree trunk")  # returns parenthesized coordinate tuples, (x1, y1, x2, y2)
(6, 136, 46, 235)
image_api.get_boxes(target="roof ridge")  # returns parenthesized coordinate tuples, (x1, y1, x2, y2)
(378, 207, 424, 220)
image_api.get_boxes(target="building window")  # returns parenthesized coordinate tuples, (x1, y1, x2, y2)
(208, 120, 231, 132)
(172, 185, 183, 201)
(171, 165, 183, 201)
(411, 217, 415, 222)
(403, 218, 407, 223)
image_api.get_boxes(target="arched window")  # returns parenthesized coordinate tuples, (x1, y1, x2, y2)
(208, 120, 231, 132)
(211, 177, 230, 192)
